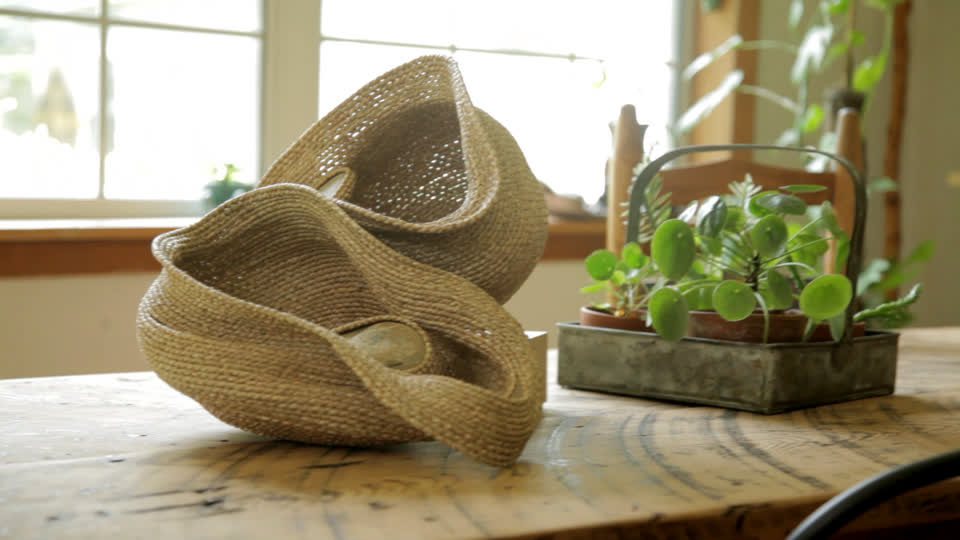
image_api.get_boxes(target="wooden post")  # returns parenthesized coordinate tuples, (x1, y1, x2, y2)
(826, 108, 863, 274)
(606, 105, 646, 256)
(883, 0, 911, 297)
(688, 0, 759, 161)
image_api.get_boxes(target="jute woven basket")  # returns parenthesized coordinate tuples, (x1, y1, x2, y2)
(258, 55, 547, 304)
(137, 57, 549, 466)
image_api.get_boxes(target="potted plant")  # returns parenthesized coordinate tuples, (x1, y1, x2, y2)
(559, 143, 919, 414)
(204, 163, 252, 211)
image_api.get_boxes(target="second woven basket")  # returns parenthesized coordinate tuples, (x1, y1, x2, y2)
(138, 184, 545, 467)
(258, 55, 548, 304)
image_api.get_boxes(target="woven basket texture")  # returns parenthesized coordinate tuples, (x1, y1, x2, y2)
(137, 56, 549, 467)
(258, 55, 547, 304)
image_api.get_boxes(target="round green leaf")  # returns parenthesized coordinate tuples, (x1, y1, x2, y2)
(696, 196, 727, 238)
(799, 274, 853, 321)
(749, 215, 788, 258)
(649, 287, 689, 341)
(780, 184, 827, 194)
(651, 219, 696, 281)
(748, 190, 778, 217)
(712, 280, 757, 321)
(584, 249, 618, 281)
(724, 206, 745, 231)
(683, 285, 715, 311)
(792, 233, 829, 256)
(621, 242, 646, 269)
(754, 192, 807, 215)
(819, 201, 842, 235)
(765, 270, 794, 309)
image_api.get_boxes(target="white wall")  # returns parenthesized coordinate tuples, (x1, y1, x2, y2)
(0, 262, 590, 379)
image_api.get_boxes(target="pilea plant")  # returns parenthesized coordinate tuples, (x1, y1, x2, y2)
(646, 175, 854, 343)
(582, 143, 922, 343)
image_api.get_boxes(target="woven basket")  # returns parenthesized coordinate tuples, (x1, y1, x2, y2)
(258, 55, 547, 304)
(138, 184, 545, 467)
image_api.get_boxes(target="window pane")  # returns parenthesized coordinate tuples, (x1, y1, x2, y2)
(105, 28, 259, 200)
(322, 0, 669, 58)
(454, 52, 611, 202)
(108, 0, 261, 33)
(0, 16, 100, 199)
(0, 1, 98, 17)
(318, 41, 439, 117)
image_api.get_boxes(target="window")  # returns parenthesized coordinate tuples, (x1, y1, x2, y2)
(1, 1, 679, 219)
(317, 0, 680, 204)
(0, 1, 261, 218)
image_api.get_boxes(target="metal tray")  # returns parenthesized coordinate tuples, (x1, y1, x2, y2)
(557, 322, 899, 414)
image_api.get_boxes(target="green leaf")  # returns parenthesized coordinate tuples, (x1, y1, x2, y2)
(755, 192, 807, 215)
(853, 53, 888, 92)
(700, 235, 723, 257)
(867, 176, 898, 195)
(579, 282, 608, 294)
(857, 257, 892, 295)
(792, 233, 829, 255)
(819, 201, 843, 235)
(781, 184, 827, 194)
(825, 0, 850, 16)
(828, 313, 847, 341)
(854, 283, 922, 323)
(649, 287, 689, 341)
(723, 206, 745, 231)
(621, 242, 646, 269)
(865, 0, 903, 10)
(697, 196, 727, 238)
(750, 215, 789, 258)
(825, 41, 851, 65)
(713, 280, 757, 321)
(765, 270, 795, 309)
(802, 104, 825, 133)
(904, 240, 935, 266)
(683, 34, 744, 80)
(675, 70, 745, 135)
(585, 249, 618, 281)
(834, 230, 850, 270)
(610, 270, 626, 286)
(792, 25, 834, 83)
(683, 285, 715, 311)
(652, 219, 696, 281)
(748, 190, 778, 217)
(800, 274, 853, 321)
(789, 0, 804, 28)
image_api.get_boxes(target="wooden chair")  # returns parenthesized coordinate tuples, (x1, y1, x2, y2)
(607, 107, 864, 273)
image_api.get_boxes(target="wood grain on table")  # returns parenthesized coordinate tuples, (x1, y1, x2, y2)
(3, 328, 960, 539)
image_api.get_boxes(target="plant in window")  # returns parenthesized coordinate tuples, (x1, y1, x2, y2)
(204, 163, 252, 210)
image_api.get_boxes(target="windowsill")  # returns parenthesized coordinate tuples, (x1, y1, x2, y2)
(0, 217, 604, 277)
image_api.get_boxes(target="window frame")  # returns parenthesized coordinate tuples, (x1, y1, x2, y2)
(0, 0, 287, 219)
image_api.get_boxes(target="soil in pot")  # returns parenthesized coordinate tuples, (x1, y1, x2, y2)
(688, 309, 866, 343)
(579, 306, 654, 333)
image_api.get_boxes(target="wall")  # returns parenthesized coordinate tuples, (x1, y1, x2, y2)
(0, 263, 590, 378)
(4, 1, 958, 379)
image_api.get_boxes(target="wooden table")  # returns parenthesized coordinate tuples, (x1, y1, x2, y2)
(4, 328, 960, 539)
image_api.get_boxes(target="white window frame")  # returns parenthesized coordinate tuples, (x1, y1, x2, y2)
(1, 0, 687, 220)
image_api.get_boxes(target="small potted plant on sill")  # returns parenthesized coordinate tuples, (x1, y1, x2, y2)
(204, 163, 253, 211)
(560, 143, 920, 414)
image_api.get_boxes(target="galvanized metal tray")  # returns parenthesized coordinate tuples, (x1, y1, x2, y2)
(557, 322, 899, 414)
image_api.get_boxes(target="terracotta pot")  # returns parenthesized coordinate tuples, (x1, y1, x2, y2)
(688, 309, 866, 343)
(579, 306, 653, 333)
